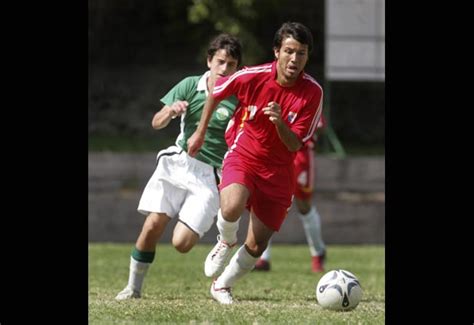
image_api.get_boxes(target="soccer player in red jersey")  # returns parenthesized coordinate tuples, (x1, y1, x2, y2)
(187, 22, 323, 304)
(227, 110, 327, 273)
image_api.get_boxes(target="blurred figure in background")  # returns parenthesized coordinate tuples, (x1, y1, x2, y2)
(254, 115, 327, 272)
(115, 33, 242, 300)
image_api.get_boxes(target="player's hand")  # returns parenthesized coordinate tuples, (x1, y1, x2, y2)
(187, 131, 205, 157)
(262, 101, 283, 125)
(170, 100, 188, 118)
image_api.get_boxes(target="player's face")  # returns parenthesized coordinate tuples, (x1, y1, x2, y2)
(207, 49, 239, 81)
(274, 36, 309, 86)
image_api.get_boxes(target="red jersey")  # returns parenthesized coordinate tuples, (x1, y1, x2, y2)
(214, 61, 323, 166)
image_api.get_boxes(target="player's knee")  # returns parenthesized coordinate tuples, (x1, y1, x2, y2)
(172, 230, 196, 253)
(295, 199, 311, 214)
(220, 205, 241, 221)
(172, 237, 193, 253)
(172, 223, 199, 253)
(144, 217, 164, 235)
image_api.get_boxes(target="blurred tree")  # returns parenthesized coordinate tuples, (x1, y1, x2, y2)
(187, 0, 264, 65)
(186, 0, 324, 76)
(89, 1, 383, 154)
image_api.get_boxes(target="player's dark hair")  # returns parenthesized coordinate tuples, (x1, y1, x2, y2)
(273, 22, 313, 53)
(207, 33, 242, 66)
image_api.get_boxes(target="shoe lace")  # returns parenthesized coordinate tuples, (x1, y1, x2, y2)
(213, 282, 232, 295)
(212, 237, 235, 259)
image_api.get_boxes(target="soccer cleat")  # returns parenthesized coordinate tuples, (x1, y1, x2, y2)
(253, 258, 271, 271)
(204, 235, 236, 278)
(115, 287, 141, 300)
(311, 250, 326, 273)
(210, 280, 234, 304)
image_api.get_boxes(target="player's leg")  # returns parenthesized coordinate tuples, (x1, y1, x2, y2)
(204, 183, 249, 277)
(116, 146, 185, 300)
(294, 146, 326, 272)
(171, 192, 218, 253)
(172, 158, 220, 253)
(116, 212, 171, 300)
(171, 223, 199, 253)
(211, 211, 273, 304)
(211, 181, 289, 304)
(295, 197, 326, 272)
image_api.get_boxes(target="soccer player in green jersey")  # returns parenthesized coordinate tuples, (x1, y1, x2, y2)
(115, 34, 242, 300)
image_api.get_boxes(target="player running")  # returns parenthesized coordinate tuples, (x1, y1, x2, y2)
(115, 33, 242, 300)
(187, 22, 323, 304)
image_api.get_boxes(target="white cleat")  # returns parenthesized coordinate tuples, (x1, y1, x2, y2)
(204, 235, 236, 278)
(210, 281, 234, 304)
(115, 287, 141, 300)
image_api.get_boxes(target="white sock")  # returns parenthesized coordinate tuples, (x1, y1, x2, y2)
(260, 238, 272, 261)
(217, 209, 240, 245)
(127, 256, 151, 292)
(299, 205, 326, 256)
(215, 245, 258, 288)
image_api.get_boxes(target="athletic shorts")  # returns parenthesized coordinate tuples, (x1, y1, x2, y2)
(219, 151, 296, 232)
(294, 143, 315, 201)
(137, 145, 220, 238)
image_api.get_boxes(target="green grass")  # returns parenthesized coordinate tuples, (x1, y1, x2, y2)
(89, 244, 384, 324)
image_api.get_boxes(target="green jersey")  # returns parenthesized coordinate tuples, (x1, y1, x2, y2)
(160, 71, 238, 169)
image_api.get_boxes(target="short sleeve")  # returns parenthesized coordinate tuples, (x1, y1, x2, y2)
(160, 77, 196, 106)
(290, 89, 323, 143)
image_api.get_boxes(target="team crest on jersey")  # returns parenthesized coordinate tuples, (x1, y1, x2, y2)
(287, 111, 298, 123)
(215, 107, 230, 121)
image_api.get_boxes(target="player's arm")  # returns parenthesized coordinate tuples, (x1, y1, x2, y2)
(263, 101, 302, 152)
(187, 95, 221, 157)
(151, 100, 188, 130)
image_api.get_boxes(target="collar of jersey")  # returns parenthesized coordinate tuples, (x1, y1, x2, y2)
(197, 70, 211, 96)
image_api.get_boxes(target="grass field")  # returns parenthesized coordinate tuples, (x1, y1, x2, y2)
(89, 244, 384, 324)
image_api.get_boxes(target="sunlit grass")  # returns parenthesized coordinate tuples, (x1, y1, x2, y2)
(89, 243, 385, 324)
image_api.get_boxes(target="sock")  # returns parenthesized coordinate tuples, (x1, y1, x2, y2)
(260, 238, 272, 261)
(299, 205, 326, 256)
(216, 209, 240, 245)
(215, 245, 258, 288)
(127, 248, 154, 292)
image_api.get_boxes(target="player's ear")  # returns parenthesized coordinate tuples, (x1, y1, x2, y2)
(207, 56, 212, 69)
(273, 47, 279, 60)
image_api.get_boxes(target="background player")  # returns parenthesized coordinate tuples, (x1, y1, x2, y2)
(115, 34, 242, 300)
(254, 116, 327, 272)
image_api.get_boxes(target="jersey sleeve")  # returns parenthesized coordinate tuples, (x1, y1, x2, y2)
(160, 77, 196, 106)
(212, 73, 243, 101)
(290, 87, 323, 143)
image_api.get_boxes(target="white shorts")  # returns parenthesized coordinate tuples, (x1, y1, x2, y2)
(137, 145, 220, 238)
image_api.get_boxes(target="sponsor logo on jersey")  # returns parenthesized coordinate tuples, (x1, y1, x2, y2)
(215, 107, 230, 121)
(288, 111, 298, 123)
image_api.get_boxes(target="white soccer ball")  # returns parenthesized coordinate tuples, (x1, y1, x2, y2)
(316, 269, 363, 311)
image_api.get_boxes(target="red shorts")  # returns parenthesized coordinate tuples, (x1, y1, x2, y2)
(219, 151, 296, 231)
(294, 143, 315, 200)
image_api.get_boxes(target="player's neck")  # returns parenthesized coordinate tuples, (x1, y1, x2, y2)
(275, 73, 298, 87)
(207, 76, 216, 93)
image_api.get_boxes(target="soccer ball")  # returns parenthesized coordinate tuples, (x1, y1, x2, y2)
(316, 269, 363, 311)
